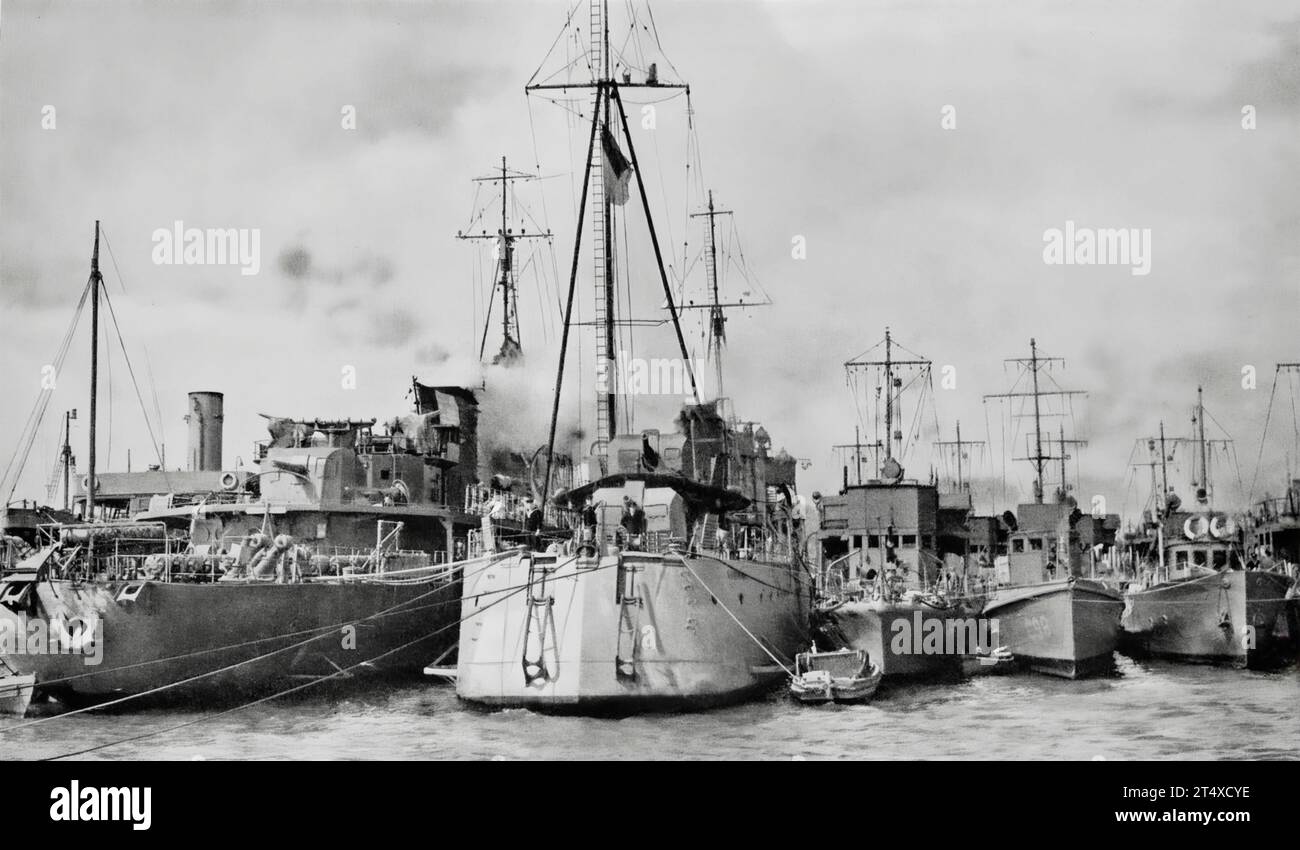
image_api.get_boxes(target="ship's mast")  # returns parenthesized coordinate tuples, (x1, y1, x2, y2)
(1139, 395, 1229, 512)
(535, 0, 700, 494)
(934, 420, 986, 494)
(87, 221, 101, 519)
(688, 190, 732, 400)
(1195, 385, 1209, 500)
(457, 156, 550, 365)
(844, 328, 929, 478)
(1159, 420, 1169, 507)
(61, 409, 77, 511)
(984, 338, 1086, 504)
(1130, 420, 1172, 518)
(680, 189, 768, 407)
(1029, 339, 1043, 497)
(598, 0, 616, 435)
(1054, 421, 1087, 500)
(884, 329, 894, 462)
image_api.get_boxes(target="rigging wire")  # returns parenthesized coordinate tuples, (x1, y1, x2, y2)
(1, 277, 92, 503)
(100, 287, 171, 480)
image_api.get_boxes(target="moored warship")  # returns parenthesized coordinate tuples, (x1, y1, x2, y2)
(811, 330, 984, 680)
(1120, 392, 1298, 667)
(979, 339, 1124, 678)
(453, 4, 811, 711)
(0, 226, 483, 710)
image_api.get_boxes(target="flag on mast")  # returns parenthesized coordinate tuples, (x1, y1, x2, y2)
(601, 125, 632, 206)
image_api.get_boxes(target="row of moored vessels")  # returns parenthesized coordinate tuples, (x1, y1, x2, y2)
(3, 2, 1298, 719)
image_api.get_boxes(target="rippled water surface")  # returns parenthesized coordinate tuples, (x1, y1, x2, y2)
(2, 656, 1297, 760)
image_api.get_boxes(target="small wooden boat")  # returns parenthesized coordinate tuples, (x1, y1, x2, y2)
(0, 671, 36, 716)
(789, 648, 881, 704)
(959, 645, 1015, 677)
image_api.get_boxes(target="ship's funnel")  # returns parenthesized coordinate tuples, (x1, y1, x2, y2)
(186, 391, 224, 471)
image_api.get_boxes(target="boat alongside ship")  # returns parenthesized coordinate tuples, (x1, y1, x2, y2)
(811, 331, 992, 681)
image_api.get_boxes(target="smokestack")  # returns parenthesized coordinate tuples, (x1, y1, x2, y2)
(186, 391, 224, 471)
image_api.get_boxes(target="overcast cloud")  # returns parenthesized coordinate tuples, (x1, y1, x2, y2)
(1, 0, 1297, 519)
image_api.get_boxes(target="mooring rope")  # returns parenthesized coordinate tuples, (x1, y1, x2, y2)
(673, 555, 794, 677)
(38, 557, 632, 759)
(12, 551, 516, 690)
(2, 551, 621, 735)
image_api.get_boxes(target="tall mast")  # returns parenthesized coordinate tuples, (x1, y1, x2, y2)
(1029, 339, 1043, 501)
(500, 156, 511, 358)
(533, 0, 698, 491)
(956, 421, 964, 491)
(1159, 420, 1169, 507)
(1196, 385, 1209, 500)
(87, 221, 101, 519)
(935, 420, 987, 496)
(686, 189, 735, 401)
(1058, 422, 1067, 495)
(61, 409, 76, 511)
(706, 191, 723, 398)
(599, 0, 617, 436)
(984, 338, 1086, 505)
(1051, 422, 1087, 500)
(884, 328, 894, 463)
(844, 328, 929, 478)
(457, 155, 549, 365)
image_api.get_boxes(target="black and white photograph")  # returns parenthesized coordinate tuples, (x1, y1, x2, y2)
(0, 0, 1297, 803)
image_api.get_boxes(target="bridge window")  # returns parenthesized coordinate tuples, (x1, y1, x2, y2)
(867, 535, 880, 548)
(1212, 550, 1228, 569)
(1175, 550, 1188, 565)
(901, 535, 916, 547)
(1192, 549, 1207, 567)
(1029, 538, 1044, 552)
(1012, 539, 1025, 553)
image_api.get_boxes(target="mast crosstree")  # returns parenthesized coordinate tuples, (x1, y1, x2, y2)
(984, 338, 1087, 504)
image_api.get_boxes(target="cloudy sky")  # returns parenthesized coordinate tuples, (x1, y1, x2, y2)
(1, 0, 1297, 520)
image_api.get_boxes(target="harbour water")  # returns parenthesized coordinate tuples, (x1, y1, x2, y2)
(3, 656, 1296, 760)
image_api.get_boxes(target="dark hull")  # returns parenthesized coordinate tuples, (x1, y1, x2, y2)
(813, 597, 975, 680)
(981, 579, 1124, 679)
(1121, 570, 1297, 667)
(0, 577, 459, 707)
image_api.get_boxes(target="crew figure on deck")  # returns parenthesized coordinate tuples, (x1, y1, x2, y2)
(524, 498, 544, 551)
(581, 498, 599, 547)
(620, 496, 646, 551)
(716, 512, 733, 557)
